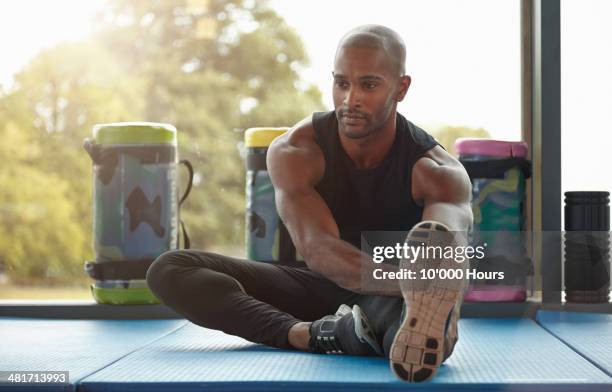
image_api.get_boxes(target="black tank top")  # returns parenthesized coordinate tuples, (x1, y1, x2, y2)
(312, 110, 441, 248)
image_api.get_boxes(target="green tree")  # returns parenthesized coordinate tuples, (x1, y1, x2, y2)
(0, 101, 89, 284)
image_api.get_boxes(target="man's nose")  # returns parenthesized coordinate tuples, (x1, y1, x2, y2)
(343, 86, 361, 109)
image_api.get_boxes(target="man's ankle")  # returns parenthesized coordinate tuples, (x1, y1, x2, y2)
(288, 322, 311, 351)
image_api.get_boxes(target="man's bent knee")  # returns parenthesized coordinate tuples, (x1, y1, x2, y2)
(146, 250, 190, 299)
(146, 250, 244, 305)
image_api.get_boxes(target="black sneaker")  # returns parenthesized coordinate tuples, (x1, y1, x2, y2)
(389, 221, 469, 382)
(309, 304, 382, 356)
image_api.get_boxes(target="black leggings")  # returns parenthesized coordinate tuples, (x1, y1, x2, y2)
(146, 250, 402, 356)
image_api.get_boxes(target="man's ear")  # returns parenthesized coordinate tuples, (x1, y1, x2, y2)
(397, 75, 411, 102)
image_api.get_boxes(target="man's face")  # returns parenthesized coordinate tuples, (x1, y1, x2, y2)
(333, 46, 403, 139)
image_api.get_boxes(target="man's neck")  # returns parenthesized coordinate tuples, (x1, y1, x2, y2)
(339, 114, 397, 170)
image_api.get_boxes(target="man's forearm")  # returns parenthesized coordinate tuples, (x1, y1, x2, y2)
(303, 234, 402, 297)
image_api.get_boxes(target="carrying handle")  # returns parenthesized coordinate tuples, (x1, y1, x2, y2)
(178, 159, 194, 249)
(179, 220, 191, 249)
(179, 159, 194, 207)
(83, 138, 100, 163)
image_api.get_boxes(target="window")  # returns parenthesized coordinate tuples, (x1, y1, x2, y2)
(0, 0, 522, 302)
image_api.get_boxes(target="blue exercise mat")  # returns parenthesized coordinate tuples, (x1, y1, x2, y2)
(80, 318, 612, 391)
(0, 318, 186, 392)
(537, 310, 612, 377)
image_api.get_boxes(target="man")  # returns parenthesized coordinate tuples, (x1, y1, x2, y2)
(147, 24, 472, 383)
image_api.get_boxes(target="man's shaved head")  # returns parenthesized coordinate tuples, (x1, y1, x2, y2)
(332, 25, 411, 140)
(336, 25, 406, 76)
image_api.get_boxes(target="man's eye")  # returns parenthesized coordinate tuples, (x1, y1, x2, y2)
(364, 82, 378, 89)
(335, 80, 349, 88)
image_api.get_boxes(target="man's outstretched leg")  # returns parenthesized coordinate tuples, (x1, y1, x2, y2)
(389, 220, 469, 382)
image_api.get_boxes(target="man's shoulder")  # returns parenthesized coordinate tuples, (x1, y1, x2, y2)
(279, 115, 316, 149)
(267, 115, 325, 190)
(267, 115, 323, 163)
(271, 110, 338, 150)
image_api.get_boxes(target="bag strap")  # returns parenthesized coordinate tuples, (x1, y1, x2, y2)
(178, 159, 194, 249)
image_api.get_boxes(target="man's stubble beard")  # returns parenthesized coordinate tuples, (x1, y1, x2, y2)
(339, 120, 379, 140)
(337, 102, 396, 140)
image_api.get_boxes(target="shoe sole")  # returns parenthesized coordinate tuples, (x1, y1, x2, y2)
(389, 222, 467, 382)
